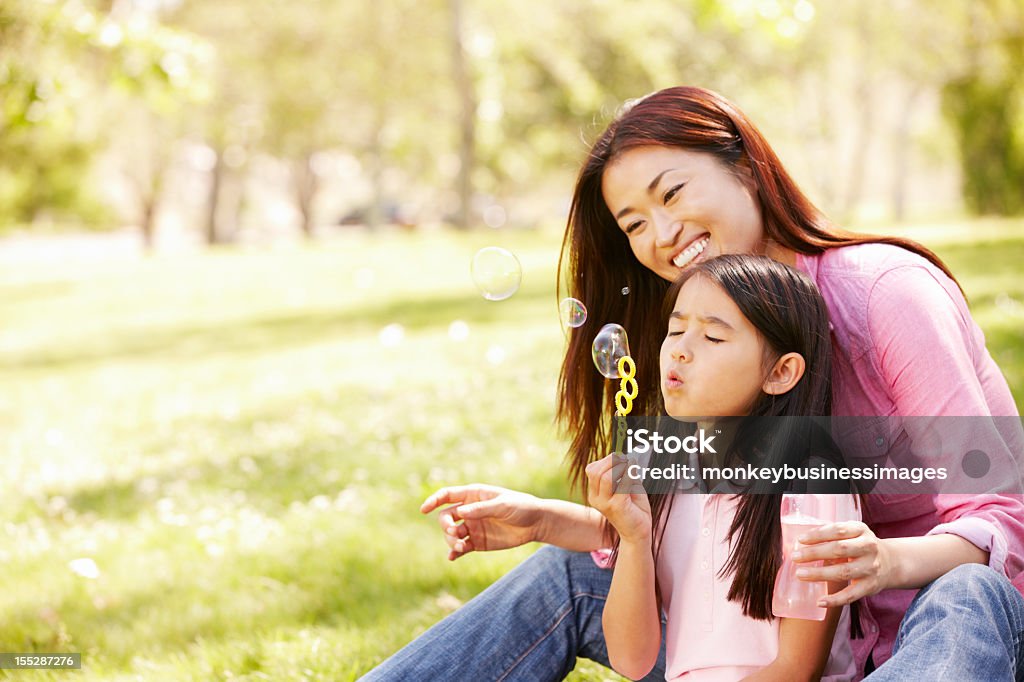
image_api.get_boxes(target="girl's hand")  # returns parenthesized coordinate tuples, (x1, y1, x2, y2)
(585, 454, 652, 544)
(791, 521, 895, 607)
(420, 484, 543, 561)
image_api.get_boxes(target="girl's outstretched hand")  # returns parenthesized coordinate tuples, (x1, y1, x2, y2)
(420, 484, 543, 561)
(790, 521, 895, 607)
(585, 453, 652, 544)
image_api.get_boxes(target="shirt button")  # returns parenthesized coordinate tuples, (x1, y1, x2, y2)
(870, 623, 878, 633)
(875, 437, 885, 447)
(703, 591, 710, 600)
(701, 528, 710, 537)
(700, 561, 709, 570)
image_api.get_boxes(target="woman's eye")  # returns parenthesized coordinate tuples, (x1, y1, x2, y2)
(705, 335, 724, 344)
(625, 220, 644, 234)
(663, 183, 685, 204)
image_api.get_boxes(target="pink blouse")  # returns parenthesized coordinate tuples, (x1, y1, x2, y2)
(797, 244, 1023, 675)
(656, 494, 859, 681)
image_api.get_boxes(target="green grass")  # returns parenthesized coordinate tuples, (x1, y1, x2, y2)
(0, 221, 1021, 680)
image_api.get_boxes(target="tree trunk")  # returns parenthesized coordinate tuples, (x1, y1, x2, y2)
(450, 0, 475, 229)
(890, 87, 920, 222)
(842, 3, 874, 218)
(140, 198, 157, 252)
(205, 147, 224, 245)
(293, 154, 318, 239)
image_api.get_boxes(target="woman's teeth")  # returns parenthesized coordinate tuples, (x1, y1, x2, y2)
(672, 236, 709, 268)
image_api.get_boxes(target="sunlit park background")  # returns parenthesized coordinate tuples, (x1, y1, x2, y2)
(2, 0, 1024, 680)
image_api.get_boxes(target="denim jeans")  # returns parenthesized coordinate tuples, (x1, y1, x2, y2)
(363, 548, 1022, 681)
(865, 563, 1024, 682)
(362, 545, 667, 681)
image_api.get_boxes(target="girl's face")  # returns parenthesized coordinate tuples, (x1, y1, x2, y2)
(602, 145, 767, 282)
(660, 276, 769, 419)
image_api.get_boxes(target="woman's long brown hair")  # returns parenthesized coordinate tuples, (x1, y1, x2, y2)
(557, 86, 959, 498)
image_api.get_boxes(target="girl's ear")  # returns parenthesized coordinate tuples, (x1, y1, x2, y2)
(762, 352, 805, 396)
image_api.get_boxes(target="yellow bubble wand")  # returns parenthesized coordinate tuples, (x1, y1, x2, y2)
(613, 355, 638, 455)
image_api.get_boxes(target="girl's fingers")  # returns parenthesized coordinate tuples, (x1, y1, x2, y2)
(586, 455, 616, 501)
(585, 455, 615, 480)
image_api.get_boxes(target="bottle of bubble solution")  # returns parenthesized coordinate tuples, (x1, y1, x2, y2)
(772, 493, 832, 621)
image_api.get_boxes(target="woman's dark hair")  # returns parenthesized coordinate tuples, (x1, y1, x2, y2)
(557, 86, 959, 499)
(649, 254, 836, 620)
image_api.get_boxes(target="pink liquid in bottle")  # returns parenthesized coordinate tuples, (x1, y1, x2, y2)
(772, 511, 827, 621)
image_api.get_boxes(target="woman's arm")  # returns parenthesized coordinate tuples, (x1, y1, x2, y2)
(421, 484, 606, 559)
(794, 263, 1024, 602)
(534, 498, 608, 551)
(793, 520, 988, 606)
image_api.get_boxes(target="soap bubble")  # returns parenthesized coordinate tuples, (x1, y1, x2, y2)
(592, 323, 631, 379)
(559, 297, 588, 328)
(378, 323, 405, 347)
(621, 286, 630, 295)
(471, 247, 522, 301)
(448, 320, 470, 341)
(69, 557, 100, 579)
(486, 345, 507, 365)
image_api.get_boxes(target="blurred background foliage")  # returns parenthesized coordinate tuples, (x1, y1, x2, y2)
(1, 0, 1023, 247)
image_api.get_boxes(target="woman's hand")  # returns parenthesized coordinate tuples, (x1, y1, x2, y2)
(585, 454, 652, 544)
(791, 521, 896, 608)
(420, 484, 544, 561)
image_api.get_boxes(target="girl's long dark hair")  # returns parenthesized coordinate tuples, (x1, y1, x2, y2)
(557, 86, 960, 500)
(647, 255, 835, 621)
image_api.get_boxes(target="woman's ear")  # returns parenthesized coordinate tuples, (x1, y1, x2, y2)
(762, 352, 805, 396)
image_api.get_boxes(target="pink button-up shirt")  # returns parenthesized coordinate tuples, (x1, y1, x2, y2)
(656, 494, 859, 681)
(796, 244, 1024, 676)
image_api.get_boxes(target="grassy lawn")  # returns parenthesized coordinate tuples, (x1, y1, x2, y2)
(0, 220, 1021, 680)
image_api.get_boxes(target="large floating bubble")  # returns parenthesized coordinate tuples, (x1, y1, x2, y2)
(592, 323, 631, 379)
(559, 297, 588, 328)
(471, 247, 522, 301)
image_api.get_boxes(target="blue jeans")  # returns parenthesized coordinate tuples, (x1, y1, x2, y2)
(362, 546, 667, 681)
(865, 563, 1024, 681)
(364, 549, 1022, 681)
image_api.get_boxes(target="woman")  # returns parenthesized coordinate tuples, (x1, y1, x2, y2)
(365, 86, 1024, 681)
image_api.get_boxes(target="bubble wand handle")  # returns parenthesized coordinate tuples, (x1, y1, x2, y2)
(613, 356, 638, 454)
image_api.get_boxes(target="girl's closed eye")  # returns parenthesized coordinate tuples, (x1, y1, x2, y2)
(705, 335, 724, 344)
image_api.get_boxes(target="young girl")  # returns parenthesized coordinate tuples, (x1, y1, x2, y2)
(587, 254, 858, 681)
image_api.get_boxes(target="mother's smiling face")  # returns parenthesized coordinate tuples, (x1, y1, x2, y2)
(601, 145, 768, 283)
